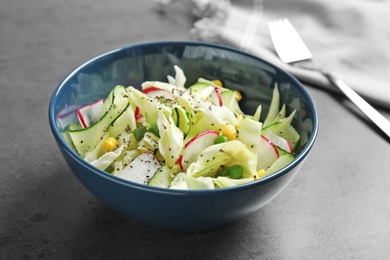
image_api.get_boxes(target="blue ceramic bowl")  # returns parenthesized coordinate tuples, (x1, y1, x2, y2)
(49, 41, 318, 231)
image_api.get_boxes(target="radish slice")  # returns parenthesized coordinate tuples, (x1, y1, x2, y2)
(142, 86, 175, 100)
(265, 129, 292, 153)
(179, 130, 219, 170)
(117, 152, 161, 185)
(214, 87, 223, 106)
(134, 106, 145, 122)
(191, 86, 223, 106)
(257, 136, 280, 170)
(77, 98, 103, 128)
(56, 104, 84, 129)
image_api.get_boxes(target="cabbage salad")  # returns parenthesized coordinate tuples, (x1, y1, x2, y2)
(65, 66, 300, 190)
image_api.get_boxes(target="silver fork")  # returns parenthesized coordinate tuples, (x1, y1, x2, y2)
(268, 18, 390, 139)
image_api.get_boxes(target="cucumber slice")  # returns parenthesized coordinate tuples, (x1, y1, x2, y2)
(220, 90, 234, 106)
(263, 84, 280, 127)
(68, 86, 128, 157)
(220, 90, 244, 115)
(106, 102, 136, 138)
(264, 153, 295, 176)
(148, 164, 176, 188)
(271, 104, 286, 124)
(173, 107, 191, 136)
(262, 120, 300, 151)
(83, 103, 135, 163)
(264, 128, 292, 153)
(188, 82, 211, 94)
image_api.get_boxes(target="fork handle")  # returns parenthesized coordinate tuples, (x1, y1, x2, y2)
(323, 72, 390, 139)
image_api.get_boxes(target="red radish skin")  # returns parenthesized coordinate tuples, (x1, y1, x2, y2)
(256, 136, 280, 170)
(56, 104, 83, 119)
(214, 87, 223, 106)
(77, 98, 103, 129)
(135, 106, 144, 121)
(178, 130, 219, 170)
(176, 155, 183, 166)
(286, 141, 292, 154)
(142, 86, 163, 94)
(56, 104, 84, 129)
(142, 86, 175, 99)
(264, 130, 292, 154)
(77, 110, 88, 128)
(184, 130, 219, 149)
(262, 136, 280, 157)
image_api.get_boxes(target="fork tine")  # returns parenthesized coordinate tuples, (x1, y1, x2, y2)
(268, 18, 312, 63)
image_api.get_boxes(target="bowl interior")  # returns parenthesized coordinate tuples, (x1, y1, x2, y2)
(50, 41, 317, 185)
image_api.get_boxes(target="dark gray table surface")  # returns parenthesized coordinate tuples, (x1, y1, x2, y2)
(1, 0, 390, 259)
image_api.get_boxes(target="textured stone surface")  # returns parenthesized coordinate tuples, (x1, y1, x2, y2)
(1, 0, 390, 259)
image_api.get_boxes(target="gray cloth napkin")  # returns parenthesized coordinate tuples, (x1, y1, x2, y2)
(158, 0, 390, 109)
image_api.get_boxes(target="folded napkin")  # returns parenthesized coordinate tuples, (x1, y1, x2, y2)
(157, 0, 390, 109)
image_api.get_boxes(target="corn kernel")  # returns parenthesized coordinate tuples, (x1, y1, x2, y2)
(233, 90, 242, 101)
(211, 79, 223, 87)
(221, 124, 236, 141)
(257, 169, 265, 178)
(103, 137, 117, 151)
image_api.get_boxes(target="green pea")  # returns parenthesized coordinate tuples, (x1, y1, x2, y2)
(228, 164, 244, 179)
(218, 167, 230, 177)
(134, 125, 147, 141)
(148, 124, 160, 137)
(214, 135, 228, 144)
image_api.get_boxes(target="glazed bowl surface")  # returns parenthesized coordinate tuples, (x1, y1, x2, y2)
(49, 41, 318, 230)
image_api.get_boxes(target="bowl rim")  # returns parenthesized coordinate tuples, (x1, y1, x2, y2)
(49, 40, 319, 195)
